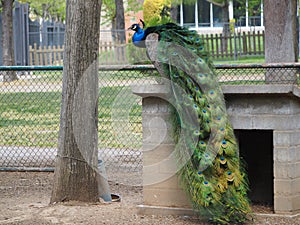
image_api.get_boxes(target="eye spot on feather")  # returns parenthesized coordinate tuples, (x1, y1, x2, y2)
(221, 140, 228, 148)
(197, 58, 203, 63)
(227, 172, 235, 181)
(194, 130, 200, 136)
(172, 51, 178, 56)
(203, 181, 209, 186)
(219, 156, 227, 164)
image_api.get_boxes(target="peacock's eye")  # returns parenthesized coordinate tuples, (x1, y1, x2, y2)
(133, 25, 136, 30)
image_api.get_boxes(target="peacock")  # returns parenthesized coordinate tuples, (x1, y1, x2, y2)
(129, 20, 251, 224)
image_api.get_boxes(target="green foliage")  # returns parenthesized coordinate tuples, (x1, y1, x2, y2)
(18, 0, 66, 21)
(101, 0, 116, 25)
(143, 0, 172, 26)
(126, 0, 143, 12)
(228, 0, 262, 17)
(101, 0, 142, 26)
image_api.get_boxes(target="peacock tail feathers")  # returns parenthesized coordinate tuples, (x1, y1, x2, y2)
(132, 22, 251, 224)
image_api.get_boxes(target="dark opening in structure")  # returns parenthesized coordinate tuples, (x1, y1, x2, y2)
(235, 129, 274, 206)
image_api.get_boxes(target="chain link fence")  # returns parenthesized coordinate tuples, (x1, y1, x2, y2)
(215, 63, 300, 85)
(0, 64, 299, 180)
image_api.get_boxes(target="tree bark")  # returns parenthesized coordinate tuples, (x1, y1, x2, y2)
(1, 0, 17, 82)
(265, 0, 298, 62)
(221, 2, 230, 53)
(264, 0, 298, 83)
(170, 3, 178, 22)
(112, 0, 125, 43)
(51, 0, 102, 203)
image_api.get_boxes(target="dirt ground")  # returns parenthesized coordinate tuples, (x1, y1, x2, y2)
(0, 172, 300, 225)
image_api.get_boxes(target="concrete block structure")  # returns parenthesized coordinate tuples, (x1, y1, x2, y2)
(133, 84, 300, 215)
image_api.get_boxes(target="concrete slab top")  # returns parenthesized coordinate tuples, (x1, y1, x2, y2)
(132, 84, 170, 98)
(221, 85, 300, 98)
(132, 84, 300, 99)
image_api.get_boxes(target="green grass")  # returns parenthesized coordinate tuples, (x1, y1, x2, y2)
(214, 56, 265, 64)
(98, 86, 142, 149)
(0, 70, 149, 149)
(0, 86, 143, 149)
(0, 92, 61, 147)
(1, 65, 297, 150)
(33, 71, 63, 84)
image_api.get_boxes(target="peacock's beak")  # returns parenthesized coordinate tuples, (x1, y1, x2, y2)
(127, 26, 132, 30)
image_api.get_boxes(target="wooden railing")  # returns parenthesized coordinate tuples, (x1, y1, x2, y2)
(28, 31, 265, 65)
(29, 44, 64, 66)
(98, 41, 127, 65)
(29, 42, 128, 66)
(202, 31, 265, 59)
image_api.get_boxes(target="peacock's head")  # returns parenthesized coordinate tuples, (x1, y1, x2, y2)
(128, 23, 141, 31)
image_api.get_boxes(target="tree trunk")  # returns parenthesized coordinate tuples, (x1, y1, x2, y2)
(50, 0, 102, 203)
(170, 3, 178, 22)
(221, 2, 230, 53)
(112, 0, 125, 43)
(264, 0, 298, 83)
(1, 0, 17, 82)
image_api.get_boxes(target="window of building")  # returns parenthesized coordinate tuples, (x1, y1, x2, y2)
(183, 3, 195, 27)
(197, 0, 210, 27)
(248, 0, 262, 26)
(178, 0, 263, 29)
(234, 0, 246, 26)
(212, 3, 222, 27)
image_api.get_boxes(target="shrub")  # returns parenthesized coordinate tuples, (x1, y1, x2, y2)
(143, 0, 171, 26)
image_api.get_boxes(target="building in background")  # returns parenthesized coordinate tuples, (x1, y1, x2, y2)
(177, 0, 264, 33)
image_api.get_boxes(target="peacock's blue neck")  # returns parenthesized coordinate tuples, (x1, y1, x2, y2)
(132, 28, 146, 47)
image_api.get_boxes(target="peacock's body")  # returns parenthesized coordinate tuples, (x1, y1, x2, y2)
(129, 21, 251, 224)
